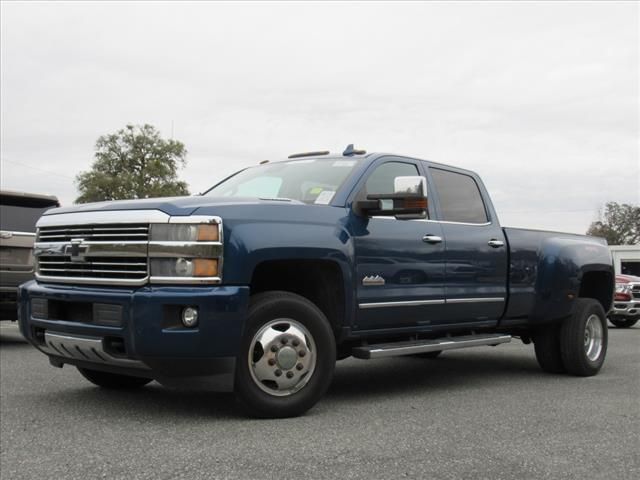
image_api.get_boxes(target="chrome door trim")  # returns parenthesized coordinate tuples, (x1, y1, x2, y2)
(446, 297, 505, 304)
(370, 216, 492, 227)
(358, 297, 504, 309)
(359, 299, 446, 309)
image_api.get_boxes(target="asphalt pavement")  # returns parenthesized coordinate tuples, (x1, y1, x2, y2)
(1, 322, 638, 480)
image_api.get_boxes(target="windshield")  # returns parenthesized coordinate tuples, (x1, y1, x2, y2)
(205, 158, 361, 204)
(0, 205, 53, 232)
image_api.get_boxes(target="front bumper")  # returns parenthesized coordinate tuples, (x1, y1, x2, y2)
(18, 281, 250, 391)
(612, 299, 640, 318)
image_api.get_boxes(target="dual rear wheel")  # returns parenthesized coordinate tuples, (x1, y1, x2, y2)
(533, 298, 608, 376)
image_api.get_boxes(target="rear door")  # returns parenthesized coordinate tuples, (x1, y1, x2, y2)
(428, 167, 508, 326)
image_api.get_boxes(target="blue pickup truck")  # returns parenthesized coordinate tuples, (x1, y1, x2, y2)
(18, 146, 614, 417)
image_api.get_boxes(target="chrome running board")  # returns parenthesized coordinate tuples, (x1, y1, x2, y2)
(352, 333, 512, 359)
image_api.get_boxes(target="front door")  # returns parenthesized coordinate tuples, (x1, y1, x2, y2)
(351, 159, 447, 332)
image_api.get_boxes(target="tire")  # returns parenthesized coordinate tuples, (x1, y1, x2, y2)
(609, 316, 639, 328)
(78, 367, 152, 389)
(235, 291, 336, 418)
(412, 351, 442, 359)
(533, 323, 566, 374)
(560, 298, 608, 377)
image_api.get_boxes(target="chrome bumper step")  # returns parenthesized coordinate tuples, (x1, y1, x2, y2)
(352, 333, 512, 359)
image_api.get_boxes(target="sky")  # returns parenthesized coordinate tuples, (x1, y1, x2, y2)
(1, 1, 638, 234)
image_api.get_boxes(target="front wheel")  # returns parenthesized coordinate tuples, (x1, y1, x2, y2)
(609, 316, 639, 328)
(78, 367, 152, 389)
(235, 291, 336, 418)
(560, 299, 608, 376)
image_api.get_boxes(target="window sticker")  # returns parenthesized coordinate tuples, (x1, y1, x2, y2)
(332, 160, 356, 167)
(289, 159, 316, 165)
(314, 190, 336, 205)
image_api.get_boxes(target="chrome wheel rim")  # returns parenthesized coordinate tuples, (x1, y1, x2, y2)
(584, 314, 603, 362)
(248, 318, 316, 397)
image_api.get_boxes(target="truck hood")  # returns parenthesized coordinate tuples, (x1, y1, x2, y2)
(43, 196, 305, 218)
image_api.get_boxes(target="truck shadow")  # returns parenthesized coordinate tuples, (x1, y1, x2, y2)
(327, 351, 542, 402)
(0, 328, 28, 346)
(31, 348, 546, 420)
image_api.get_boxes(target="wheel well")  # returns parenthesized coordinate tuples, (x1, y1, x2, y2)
(579, 271, 614, 312)
(250, 260, 346, 337)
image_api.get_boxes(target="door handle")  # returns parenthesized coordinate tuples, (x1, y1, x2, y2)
(488, 239, 505, 248)
(422, 234, 443, 244)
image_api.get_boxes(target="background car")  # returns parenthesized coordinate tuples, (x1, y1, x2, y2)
(609, 274, 640, 328)
(0, 190, 59, 321)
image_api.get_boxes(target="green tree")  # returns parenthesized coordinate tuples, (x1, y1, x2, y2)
(587, 202, 640, 245)
(75, 124, 189, 203)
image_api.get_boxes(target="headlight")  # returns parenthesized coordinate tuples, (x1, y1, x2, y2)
(148, 217, 222, 284)
(615, 283, 632, 295)
(149, 224, 219, 242)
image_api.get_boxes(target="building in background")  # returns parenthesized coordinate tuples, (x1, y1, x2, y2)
(610, 245, 640, 277)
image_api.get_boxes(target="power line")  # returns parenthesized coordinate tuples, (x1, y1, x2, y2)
(0, 158, 76, 180)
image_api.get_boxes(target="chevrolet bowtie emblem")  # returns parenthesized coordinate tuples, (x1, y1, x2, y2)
(65, 239, 89, 262)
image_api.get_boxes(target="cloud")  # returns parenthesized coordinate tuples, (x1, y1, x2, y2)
(1, 1, 638, 234)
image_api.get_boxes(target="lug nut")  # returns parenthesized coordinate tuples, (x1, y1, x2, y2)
(268, 358, 276, 366)
(292, 339, 300, 347)
(275, 369, 282, 377)
(298, 350, 306, 357)
(280, 337, 288, 344)
(270, 345, 278, 352)
(296, 363, 303, 371)
(286, 371, 294, 378)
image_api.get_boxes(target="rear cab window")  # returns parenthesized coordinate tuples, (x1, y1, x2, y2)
(429, 168, 488, 224)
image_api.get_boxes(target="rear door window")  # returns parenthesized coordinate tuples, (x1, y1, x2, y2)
(430, 168, 488, 224)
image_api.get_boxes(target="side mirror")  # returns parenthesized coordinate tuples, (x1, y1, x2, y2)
(394, 176, 427, 196)
(355, 175, 428, 219)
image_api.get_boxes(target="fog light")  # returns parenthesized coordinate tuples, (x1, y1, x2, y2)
(181, 307, 199, 328)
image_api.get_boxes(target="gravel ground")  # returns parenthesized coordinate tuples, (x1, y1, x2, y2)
(1, 322, 639, 480)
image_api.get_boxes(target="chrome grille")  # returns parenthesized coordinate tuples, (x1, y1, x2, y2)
(33, 210, 223, 286)
(35, 220, 152, 286)
(37, 224, 149, 242)
(632, 285, 640, 299)
(37, 256, 148, 280)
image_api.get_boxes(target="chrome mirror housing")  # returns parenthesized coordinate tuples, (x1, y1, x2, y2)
(394, 176, 427, 196)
